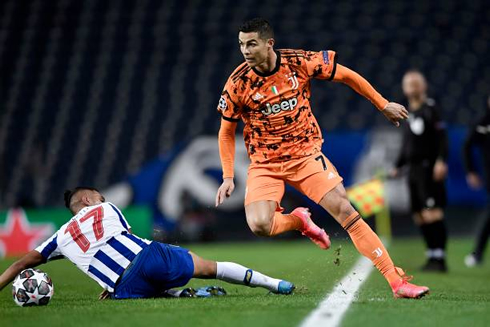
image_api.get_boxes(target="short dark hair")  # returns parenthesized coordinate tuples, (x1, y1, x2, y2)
(239, 18, 274, 40)
(64, 186, 100, 209)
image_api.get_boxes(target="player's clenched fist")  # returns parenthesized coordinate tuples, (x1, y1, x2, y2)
(382, 102, 409, 127)
(215, 177, 235, 207)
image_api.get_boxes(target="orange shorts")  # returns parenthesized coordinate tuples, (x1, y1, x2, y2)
(244, 152, 343, 208)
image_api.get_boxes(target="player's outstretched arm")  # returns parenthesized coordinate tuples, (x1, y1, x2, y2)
(216, 118, 237, 207)
(333, 64, 408, 126)
(0, 250, 44, 291)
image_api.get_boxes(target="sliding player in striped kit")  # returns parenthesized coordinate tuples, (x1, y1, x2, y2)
(0, 187, 294, 299)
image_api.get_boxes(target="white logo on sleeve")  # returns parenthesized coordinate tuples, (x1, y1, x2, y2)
(372, 247, 383, 258)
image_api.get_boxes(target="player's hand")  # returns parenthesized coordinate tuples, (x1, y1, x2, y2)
(466, 172, 482, 190)
(215, 178, 235, 207)
(433, 159, 448, 181)
(99, 290, 111, 300)
(382, 102, 409, 127)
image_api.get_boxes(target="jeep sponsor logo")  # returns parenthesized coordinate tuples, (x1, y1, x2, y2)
(261, 97, 298, 116)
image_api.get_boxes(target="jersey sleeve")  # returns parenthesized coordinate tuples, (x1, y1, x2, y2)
(217, 78, 242, 122)
(304, 50, 337, 80)
(34, 232, 63, 262)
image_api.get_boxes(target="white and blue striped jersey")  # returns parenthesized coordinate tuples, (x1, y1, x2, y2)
(35, 202, 151, 292)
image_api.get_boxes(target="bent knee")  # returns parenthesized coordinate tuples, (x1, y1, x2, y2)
(246, 214, 273, 236)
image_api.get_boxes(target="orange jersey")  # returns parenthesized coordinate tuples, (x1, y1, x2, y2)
(217, 49, 337, 164)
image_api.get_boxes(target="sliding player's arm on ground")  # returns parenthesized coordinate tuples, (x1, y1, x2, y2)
(0, 250, 45, 291)
(332, 64, 408, 126)
(0, 217, 71, 292)
(215, 78, 242, 206)
(0, 230, 63, 291)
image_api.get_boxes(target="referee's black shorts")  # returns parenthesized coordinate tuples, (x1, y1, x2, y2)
(408, 161, 447, 213)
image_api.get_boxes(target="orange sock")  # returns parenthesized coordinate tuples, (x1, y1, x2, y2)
(342, 212, 400, 285)
(269, 212, 304, 236)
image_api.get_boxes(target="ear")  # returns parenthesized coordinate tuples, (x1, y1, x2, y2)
(267, 38, 275, 48)
(81, 195, 92, 206)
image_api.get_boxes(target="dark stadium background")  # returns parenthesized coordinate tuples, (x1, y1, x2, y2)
(0, 0, 488, 248)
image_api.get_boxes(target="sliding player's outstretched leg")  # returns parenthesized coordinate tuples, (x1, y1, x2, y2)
(190, 252, 295, 294)
(245, 200, 331, 249)
(319, 183, 430, 299)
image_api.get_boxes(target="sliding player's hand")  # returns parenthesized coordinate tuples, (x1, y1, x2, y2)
(215, 178, 235, 207)
(99, 290, 111, 300)
(382, 102, 409, 127)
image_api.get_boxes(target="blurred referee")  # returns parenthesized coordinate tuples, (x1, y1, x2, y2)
(392, 70, 449, 272)
(464, 96, 490, 267)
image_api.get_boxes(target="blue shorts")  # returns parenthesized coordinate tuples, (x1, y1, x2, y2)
(112, 242, 194, 299)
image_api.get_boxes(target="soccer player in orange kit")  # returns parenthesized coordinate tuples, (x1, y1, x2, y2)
(215, 18, 429, 299)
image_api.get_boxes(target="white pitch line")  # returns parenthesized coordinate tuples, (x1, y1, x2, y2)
(300, 256, 374, 327)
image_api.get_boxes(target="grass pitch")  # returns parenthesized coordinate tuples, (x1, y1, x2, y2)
(1, 238, 489, 327)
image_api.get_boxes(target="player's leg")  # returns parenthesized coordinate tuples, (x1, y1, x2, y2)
(409, 176, 436, 254)
(317, 183, 429, 298)
(244, 165, 319, 240)
(466, 198, 490, 266)
(189, 252, 294, 294)
(244, 200, 307, 237)
(414, 172, 448, 271)
(290, 153, 428, 298)
(244, 165, 286, 236)
(318, 183, 398, 280)
(129, 243, 293, 296)
(418, 207, 448, 271)
(409, 164, 448, 271)
(244, 157, 331, 248)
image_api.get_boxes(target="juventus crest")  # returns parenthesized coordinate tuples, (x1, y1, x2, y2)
(287, 72, 299, 90)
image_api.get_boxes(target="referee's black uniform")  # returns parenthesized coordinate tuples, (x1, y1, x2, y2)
(395, 98, 449, 270)
(463, 108, 490, 264)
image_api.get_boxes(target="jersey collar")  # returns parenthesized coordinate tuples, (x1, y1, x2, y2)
(252, 51, 281, 77)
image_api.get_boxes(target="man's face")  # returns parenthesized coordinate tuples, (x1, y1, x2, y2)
(96, 191, 105, 204)
(77, 190, 105, 207)
(402, 72, 427, 99)
(90, 191, 105, 205)
(238, 32, 272, 68)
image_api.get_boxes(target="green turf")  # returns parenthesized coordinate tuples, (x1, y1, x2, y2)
(0, 239, 489, 327)
(342, 238, 490, 327)
(0, 240, 358, 327)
